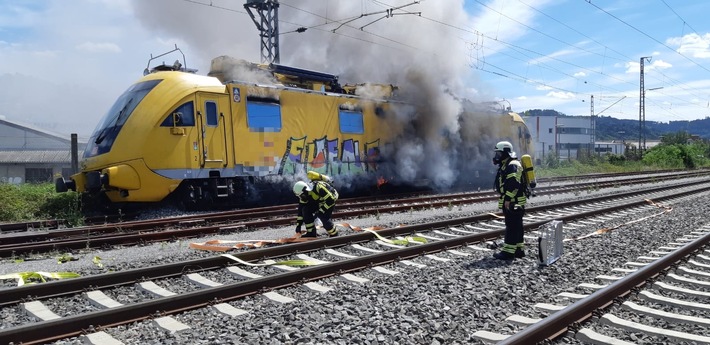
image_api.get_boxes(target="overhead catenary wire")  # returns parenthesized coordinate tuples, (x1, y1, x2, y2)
(180, 0, 708, 120)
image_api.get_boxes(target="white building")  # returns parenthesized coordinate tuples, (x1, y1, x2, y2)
(0, 117, 85, 184)
(524, 115, 602, 162)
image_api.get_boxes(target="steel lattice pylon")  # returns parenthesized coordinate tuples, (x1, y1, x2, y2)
(244, 0, 280, 64)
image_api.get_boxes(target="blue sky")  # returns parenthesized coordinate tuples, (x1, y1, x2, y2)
(1, 0, 710, 137)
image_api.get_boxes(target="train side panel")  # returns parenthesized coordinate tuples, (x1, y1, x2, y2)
(227, 84, 394, 179)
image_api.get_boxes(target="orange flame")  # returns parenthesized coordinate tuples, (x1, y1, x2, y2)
(377, 176, 388, 189)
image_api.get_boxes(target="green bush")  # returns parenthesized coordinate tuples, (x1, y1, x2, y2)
(0, 183, 84, 226)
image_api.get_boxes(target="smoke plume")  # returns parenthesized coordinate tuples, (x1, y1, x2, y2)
(130, 0, 506, 191)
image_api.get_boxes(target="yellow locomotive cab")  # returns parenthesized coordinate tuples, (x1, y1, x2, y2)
(58, 56, 535, 209)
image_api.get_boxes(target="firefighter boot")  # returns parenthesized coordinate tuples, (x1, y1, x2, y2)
(515, 248, 525, 258)
(493, 251, 514, 260)
(300, 231, 317, 238)
(326, 227, 338, 237)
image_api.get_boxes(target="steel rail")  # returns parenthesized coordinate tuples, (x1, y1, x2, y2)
(1, 170, 705, 236)
(499, 230, 710, 345)
(0, 177, 703, 257)
(0, 185, 708, 344)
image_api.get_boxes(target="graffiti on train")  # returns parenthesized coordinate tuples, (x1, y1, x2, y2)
(277, 136, 384, 176)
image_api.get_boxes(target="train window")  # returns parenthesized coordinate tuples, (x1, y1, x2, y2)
(84, 79, 162, 158)
(246, 101, 282, 132)
(160, 102, 195, 127)
(339, 110, 364, 134)
(205, 101, 218, 126)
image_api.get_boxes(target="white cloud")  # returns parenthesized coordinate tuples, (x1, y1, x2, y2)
(573, 71, 586, 78)
(536, 85, 553, 91)
(546, 91, 576, 99)
(667, 33, 710, 59)
(75, 42, 121, 53)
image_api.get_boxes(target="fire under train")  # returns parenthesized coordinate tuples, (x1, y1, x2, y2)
(56, 55, 533, 209)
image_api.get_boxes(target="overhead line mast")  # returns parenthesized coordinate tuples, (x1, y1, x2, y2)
(244, 0, 280, 64)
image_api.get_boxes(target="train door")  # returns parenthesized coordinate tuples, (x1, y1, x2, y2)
(196, 92, 231, 169)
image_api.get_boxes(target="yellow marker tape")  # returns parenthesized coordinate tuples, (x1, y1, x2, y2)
(0, 271, 80, 287)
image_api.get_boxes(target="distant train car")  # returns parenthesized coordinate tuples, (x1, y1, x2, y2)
(56, 56, 532, 209)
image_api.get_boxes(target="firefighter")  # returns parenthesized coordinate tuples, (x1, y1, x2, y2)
(492, 141, 527, 260)
(293, 179, 339, 238)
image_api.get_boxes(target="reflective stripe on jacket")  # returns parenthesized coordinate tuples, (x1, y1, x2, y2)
(297, 181, 339, 215)
(495, 158, 527, 208)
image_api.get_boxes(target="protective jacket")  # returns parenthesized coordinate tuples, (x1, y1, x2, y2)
(495, 157, 527, 209)
(296, 181, 339, 226)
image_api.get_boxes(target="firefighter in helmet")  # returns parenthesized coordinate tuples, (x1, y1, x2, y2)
(292, 176, 339, 238)
(492, 141, 527, 260)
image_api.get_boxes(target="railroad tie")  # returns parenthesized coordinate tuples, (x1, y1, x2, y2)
(611, 267, 638, 274)
(350, 243, 383, 253)
(433, 230, 460, 238)
(637, 256, 662, 261)
(471, 330, 509, 343)
(22, 300, 60, 321)
(600, 313, 710, 343)
(556, 292, 589, 301)
(624, 261, 648, 268)
(324, 248, 358, 258)
(534, 303, 566, 314)
(414, 232, 446, 241)
(638, 290, 710, 312)
(152, 316, 190, 334)
(653, 281, 710, 298)
(595, 274, 622, 282)
(80, 331, 124, 345)
(574, 327, 635, 345)
(666, 273, 710, 289)
(577, 283, 608, 291)
(136, 281, 176, 297)
(85, 290, 123, 309)
(676, 266, 710, 279)
(265, 258, 334, 292)
(447, 227, 474, 234)
(505, 314, 542, 326)
(184, 273, 223, 288)
(688, 260, 710, 269)
(212, 303, 248, 317)
(464, 224, 490, 232)
(424, 254, 451, 262)
(226, 266, 262, 279)
(621, 301, 710, 327)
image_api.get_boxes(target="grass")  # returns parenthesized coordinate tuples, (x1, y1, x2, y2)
(0, 183, 84, 226)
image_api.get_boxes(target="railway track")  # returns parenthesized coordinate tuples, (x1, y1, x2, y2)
(0, 179, 708, 344)
(0, 169, 699, 234)
(475, 227, 710, 344)
(1, 170, 707, 258)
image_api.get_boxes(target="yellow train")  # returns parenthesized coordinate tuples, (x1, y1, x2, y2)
(56, 56, 532, 209)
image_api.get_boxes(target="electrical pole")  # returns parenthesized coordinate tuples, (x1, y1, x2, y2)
(639, 56, 651, 154)
(590, 95, 595, 156)
(244, 0, 280, 64)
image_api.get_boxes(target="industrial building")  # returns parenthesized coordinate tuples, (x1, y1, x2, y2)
(524, 115, 626, 163)
(0, 117, 84, 184)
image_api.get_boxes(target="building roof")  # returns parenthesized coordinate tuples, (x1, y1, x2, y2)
(0, 117, 87, 144)
(0, 150, 72, 164)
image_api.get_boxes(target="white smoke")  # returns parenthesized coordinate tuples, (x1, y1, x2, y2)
(129, 0, 505, 190)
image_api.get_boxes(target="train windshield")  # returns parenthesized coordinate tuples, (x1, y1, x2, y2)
(84, 79, 162, 158)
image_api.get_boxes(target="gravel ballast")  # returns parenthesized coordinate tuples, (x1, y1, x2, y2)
(1, 178, 708, 344)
